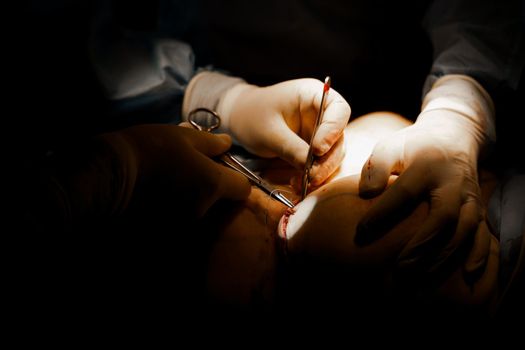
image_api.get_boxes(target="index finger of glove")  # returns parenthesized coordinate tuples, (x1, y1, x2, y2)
(312, 90, 351, 156)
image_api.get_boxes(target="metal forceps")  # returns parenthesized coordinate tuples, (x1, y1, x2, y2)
(301, 76, 331, 200)
(188, 108, 295, 208)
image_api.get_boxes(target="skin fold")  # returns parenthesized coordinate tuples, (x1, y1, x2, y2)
(202, 112, 499, 316)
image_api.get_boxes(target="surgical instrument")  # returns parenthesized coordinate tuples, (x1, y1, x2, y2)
(301, 76, 331, 200)
(188, 108, 295, 208)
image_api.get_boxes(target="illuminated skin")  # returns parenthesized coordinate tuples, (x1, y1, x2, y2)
(280, 175, 498, 306)
(205, 112, 499, 310)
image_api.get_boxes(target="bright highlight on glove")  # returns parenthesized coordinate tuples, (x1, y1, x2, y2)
(183, 72, 351, 187)
(356, 74, 495, 278)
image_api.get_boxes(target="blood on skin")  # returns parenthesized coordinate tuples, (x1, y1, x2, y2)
(281, 207, 296, 240)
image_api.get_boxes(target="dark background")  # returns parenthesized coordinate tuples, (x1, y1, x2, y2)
(17, 1, 523, 171)
(17, 1, 431, 153)
(9, 0, 524, 335)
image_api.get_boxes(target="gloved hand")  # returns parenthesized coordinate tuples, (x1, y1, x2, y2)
(30, 124, 251, 232)
(355, 75, 496, 275)
(114, 124, 252, 218)
(183, 72, 351, 187)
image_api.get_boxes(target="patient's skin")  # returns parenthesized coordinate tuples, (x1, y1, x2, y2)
(205, 188, 285, 305)
(281, 175, 499, 308)
(205, 113, 499, 312)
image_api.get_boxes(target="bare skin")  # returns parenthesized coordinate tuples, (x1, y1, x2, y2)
(204, 112, 499, 313)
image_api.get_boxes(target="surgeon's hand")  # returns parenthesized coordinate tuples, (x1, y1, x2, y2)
(112, 125, 251, 218)
(217, 78, 351, 187)
(355, 75, 496, 276)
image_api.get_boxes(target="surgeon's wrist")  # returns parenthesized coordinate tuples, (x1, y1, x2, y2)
(40, 133, 139, 231)
(216, 83, 258, 136)
(420, 74, 496, 145)
(416, 109, 482, 157)
(182, 71, 245, 126)
(97, 133, 139, 216)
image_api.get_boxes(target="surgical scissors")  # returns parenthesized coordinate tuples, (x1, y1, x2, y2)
(188, 108, 295, 208)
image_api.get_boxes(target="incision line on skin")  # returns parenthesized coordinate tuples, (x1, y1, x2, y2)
(278, 190, 355, 241)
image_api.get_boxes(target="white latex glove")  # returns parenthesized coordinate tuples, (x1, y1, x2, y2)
(117, 125, 251, 218)
(183, 72, 351, 186)
(356, 75, 496, 276)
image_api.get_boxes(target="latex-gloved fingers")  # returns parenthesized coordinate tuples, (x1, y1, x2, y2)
(270, 116, 310, 169)
(311, 89, 351, 156)
(284, 129, 344, 192)
(191, 153, 251, 217)
(464, 220, 491, 279)
(185, 129, 233, 157)
(245, 187, 288, 227)
(289, 173, 303, 194)
(355, 162, 429, 246)
(397, 187, 463, 268)
(214, 162, 252, 202)
(426, 200, 481, 273)
(309, 134, 345, 186)
(186, 131, 251, 201)
(359, 135, 404, 198)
